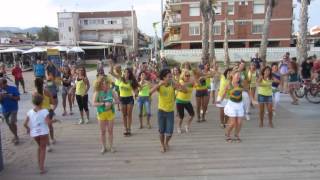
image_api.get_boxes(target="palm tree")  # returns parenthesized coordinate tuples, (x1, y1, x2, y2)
(259, 0, 276, 66)
(209, 0, 217, 64)
(223, 17, 230, 68)
(297, 0, 311, 64)
(200, 0, 210, 64)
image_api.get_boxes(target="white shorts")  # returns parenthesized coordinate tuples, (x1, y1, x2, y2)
(216, 96, 228, 108)
(209, 82, 217, 91)
(224, 100, 244, 117)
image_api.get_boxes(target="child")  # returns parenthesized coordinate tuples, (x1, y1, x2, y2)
(93, 76, 119, 154)
(24, 94, 52, 174)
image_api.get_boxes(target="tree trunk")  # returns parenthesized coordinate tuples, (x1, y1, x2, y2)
(297, 0, 309, 65)
(259, 0, 273, 67)
(223, 18, 230, 68)
(209, 3, 216, 65)
(200, 0, 210, 64)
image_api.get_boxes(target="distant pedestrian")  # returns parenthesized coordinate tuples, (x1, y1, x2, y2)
(24, 94, 52, 174)
(288, 61, 300, 105)
(0, 63, 12, 81)
(0, 78, 20, 145)
(33, 60, 46, 79)
(11, 63, 27, 93)
(61, 66, 73, 116)
(251, 53, 262, 71)
(74, 67, 90, 124)
(271, 63, 281, 116)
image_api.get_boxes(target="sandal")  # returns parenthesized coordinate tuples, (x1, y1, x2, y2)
(225, 136, 233, 143)
(234, 136, 241, 143)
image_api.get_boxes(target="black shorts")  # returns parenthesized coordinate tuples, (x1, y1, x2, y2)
(176, 102, 195, 119)
(120, 96, 134, 105)
(196, 89, 208, 97)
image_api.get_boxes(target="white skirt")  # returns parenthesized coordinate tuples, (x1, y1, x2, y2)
(216, 96, 228, 108)
(224, 100, 244, 117)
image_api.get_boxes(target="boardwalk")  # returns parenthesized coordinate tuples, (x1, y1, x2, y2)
(1, 68, 320, 180)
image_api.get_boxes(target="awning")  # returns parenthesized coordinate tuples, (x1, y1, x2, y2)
(23, 47, 47, 54)
(67, 47, 85, 53)
(0, 47, 24, 53)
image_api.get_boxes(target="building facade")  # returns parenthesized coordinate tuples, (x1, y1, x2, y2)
(163, 0, 293, 49)
(57, 11, 138, 52)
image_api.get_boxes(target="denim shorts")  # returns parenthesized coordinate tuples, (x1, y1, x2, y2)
(258, 94, 273, 104)
(158, 110, 174, 136)
(137, 96, 151, 117)
(120, 96, 134, 105)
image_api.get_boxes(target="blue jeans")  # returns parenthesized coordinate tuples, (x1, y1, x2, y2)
(137, 96, 151, 117)
(158, 110, 174, 136)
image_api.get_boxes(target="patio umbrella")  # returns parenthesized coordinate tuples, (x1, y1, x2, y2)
(0, 47, 24, 53)
(23, 47, 46, 54)
(67, 47, 85, 53)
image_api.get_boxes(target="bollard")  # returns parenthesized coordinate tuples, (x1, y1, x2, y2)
(0, 128, 3, 172)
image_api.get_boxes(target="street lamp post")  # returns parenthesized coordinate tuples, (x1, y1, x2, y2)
(0, 128, 3, 171)
(161, 0, 164, 51)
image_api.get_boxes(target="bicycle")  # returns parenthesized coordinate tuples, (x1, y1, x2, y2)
(305, 82, 320, 104)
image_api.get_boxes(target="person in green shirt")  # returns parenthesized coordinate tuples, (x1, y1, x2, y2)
(257, 66, 273, 128)
(137, 71, 152, 129)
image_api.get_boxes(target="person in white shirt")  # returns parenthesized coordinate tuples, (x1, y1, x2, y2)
(24, 94, 52, 174)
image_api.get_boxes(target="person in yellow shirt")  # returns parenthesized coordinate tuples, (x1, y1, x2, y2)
(176, 70, 195, 134)
(247, 62, 258, 106)
(216, 68, 232, 128)
(257, 66, 273, 128)
(150, 68, 186, 153)
(110, 62, 138, 137)
(92, 76, 119, 154)
(74, 67, 90, 124)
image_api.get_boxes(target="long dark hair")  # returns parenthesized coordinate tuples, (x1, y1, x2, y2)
(159, 68, 171, 80)
(261, 66, 272, 80)
(122, 68, 139, 90)
(34, 78, 44, 95)
(223, 68, 233, 79)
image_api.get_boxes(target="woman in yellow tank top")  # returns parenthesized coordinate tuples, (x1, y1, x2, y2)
(150, 68, 187, 153)
(75, 67, 90, 125)
(109, 62, 138, 137)
(175, 70, 195, 134)
(257, 66, 274, 128)
(247, 62, 258, 106)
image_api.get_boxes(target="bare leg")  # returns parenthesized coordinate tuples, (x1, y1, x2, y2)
(62, 94, 67, 115)
(160, 134, 165, 153)
(165, 135, 172, 150)
(68, 93, 73, 114)
(127, 104, 134, 135)
(196, 97, 201, 122)
(107, 121, 114, 150)
(267, 103, 273, 128)
(121, 105, 128, 135)
(202, 95, 209, 121)
(259, 104, 265, 128)
(99, 121, 107, 152)
(39, 135, 48, 173)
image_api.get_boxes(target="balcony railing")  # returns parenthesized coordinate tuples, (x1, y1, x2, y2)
(167, 0, 181, 4)
(164, 34, 181, 46)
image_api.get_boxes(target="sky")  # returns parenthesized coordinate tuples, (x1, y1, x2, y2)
(0, 0, 319, 36)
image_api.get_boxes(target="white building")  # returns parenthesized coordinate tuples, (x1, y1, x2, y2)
(57, 11, 138, 52)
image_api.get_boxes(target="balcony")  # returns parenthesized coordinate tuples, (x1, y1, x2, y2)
(168, 15, 181, 27)
(166, 0, 182, 12)
(164, 34, 181, 46)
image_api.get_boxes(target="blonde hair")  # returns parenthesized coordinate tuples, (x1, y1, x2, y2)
(94, 76, 111, 92)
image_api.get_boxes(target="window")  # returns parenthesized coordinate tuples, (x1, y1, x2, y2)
(214, 2, 222, 15)
(252, 21, 264, 34)
(227, 2, 234, 15)
(189, 23, 200, 36)
(59, 22, 64, 28)
(254, 2, 265, 14)
(189, 4, 200, 16)
(227, 22, 234, 34)
(68, 27, 72, 32)
(213, 24, 221, 35)
(84, 20, 88, 25)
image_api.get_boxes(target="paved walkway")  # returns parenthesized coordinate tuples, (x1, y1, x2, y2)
(0, 67, 320, 180)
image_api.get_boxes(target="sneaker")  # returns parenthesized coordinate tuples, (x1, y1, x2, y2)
(47, 145, 52, 152)
(84, 118, 89, 124)
(78, 119, 84, 124)
(101, 147, 107, 154)
(245, 114, 250, 121)
(185, 125, 190, 133)
(177, 128, 182, 134)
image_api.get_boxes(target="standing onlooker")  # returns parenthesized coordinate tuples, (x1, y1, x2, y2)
(75, 67, 90, 124)
(301, 56, 313, 80)
(251, 53, 263, 71)
(271, 63, 281, 116)
(46, 60, 58, 79)
(0, 63, 12, 81)
(12, 63, 27, 93)
(279, 53, 290, 93)
(288, 61, 300, 105)
(61, 66, 73, 116)
(33, 60, 46, 79)
(24, 94, 52, 174)
(0, 78, 20, 145)
(257, 66, 274, 128)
